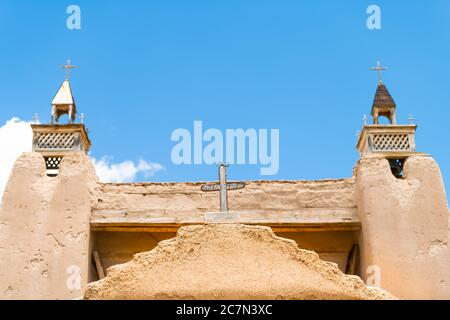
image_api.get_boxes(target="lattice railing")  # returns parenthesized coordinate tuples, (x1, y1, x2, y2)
(371, 134, 411, 151)
(35, 132, 75, 150)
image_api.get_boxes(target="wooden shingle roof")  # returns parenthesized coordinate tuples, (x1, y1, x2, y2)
(371, 83, 396, 114)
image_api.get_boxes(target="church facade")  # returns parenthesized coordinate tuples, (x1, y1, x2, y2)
(0, 68, 449, 299)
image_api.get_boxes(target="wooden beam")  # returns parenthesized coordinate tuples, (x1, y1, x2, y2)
(345, 244, 359, 275)
(90, 222, 361, 233)
(93, 250, 105, 279)
(90, 209, 361, 233)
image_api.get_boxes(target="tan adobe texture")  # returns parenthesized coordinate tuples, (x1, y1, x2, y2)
(356, 154, 450, 299)
(91, 177, 358, 230)
(0, 152, 98, 299)
(0, 152, 449, 299)
(84, 224, 394, 300)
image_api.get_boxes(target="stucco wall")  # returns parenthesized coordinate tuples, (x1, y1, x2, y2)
(95, 232, 176, 271)
(92, 178, 359, 274)
(94, 230, 357, 273)
(356, 154, 450, 299)
(1, 151, 449, 299)
(0, 152, 97, 299)
(91, 178, 359, 234)
(94, 178, 356, 218)
(85, 224, 393, 300)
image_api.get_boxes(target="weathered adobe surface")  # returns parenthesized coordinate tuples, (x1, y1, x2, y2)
(92, 178, 357, 223)
(356, 154, 450, 299)
(0, 152, 98, 299)
(84, 224, 394, 300)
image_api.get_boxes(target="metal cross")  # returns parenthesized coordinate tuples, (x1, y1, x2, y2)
(408, 114, 416, 124)
(370, 61, 388, 84)
(32, 113, 40, 124)
(201, 163, 245, 213)
(61, 59, 78, 80)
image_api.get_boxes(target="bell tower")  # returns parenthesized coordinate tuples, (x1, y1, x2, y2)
(356, 62, 418, 177)
(369, 61, 397, 124)
(31, 60, 91, 176)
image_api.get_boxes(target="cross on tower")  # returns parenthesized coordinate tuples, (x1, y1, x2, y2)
(370, 61, 388, 84)
(61, 59, 77, 80)
(201, 163, 245, 213)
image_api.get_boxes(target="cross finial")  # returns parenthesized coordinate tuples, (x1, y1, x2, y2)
(408, 114, 416, 124)
(370, 61, 388, 84)
(200, 163, 245, 214)
(32, 113, 40, 124)
(61, 59, 77, 80)
(218, 163, 229, 213)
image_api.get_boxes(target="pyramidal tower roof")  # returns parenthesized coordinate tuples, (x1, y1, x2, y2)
(52, 80, 75, 106)
(371, 82, 396, 114)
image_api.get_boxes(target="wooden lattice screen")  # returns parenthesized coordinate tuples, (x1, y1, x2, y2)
(371, 134, 411, 152)
(36, 132, 75, 150)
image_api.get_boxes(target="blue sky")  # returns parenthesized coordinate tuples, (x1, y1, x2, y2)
(0, 1, 449, 194)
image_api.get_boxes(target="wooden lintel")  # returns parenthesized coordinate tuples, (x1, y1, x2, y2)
(90, 222, 360, 233)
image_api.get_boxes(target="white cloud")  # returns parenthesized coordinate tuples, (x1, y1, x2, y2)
(0, 117, 164, 201)
(0, 117, 33, 200)
(91, 157, 164, 182)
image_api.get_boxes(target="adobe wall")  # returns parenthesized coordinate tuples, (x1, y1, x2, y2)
(94, 231, 357, 273)
(1, 151, 448, 299)
(92, 177, 359, 274)
(93, 178, 357, 223)
(0, 152, 97, 299)
(85, 224, 394, 300)
(0, 152, 360, 299)
(95, 232, 176, 270)
(356, 154, 450, 299)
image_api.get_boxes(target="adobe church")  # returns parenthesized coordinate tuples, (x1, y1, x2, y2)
(0, 63, 448, 299)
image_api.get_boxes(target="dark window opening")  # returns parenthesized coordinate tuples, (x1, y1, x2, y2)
(388, 158, 405, 178)
(44, 156, 63, 177)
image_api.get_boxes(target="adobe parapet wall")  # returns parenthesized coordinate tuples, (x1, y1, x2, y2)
(0, 152, 449, 299)
(355, 154, 450, 299)
(0, 152, 98, 299)
(93, 178, 357, 222)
